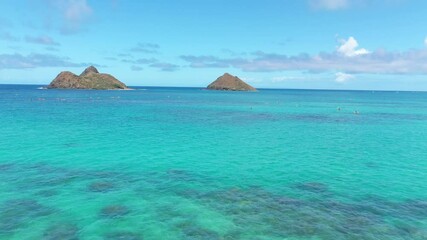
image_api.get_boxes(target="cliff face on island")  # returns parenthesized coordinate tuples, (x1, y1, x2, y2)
(47, 66, 129, 90)
(207, 73, 256, 91)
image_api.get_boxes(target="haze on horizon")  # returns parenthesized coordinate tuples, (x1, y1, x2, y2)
(1, 0, 427, 91)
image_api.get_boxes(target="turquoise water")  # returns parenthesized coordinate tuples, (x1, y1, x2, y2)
(1, 85, 427, 239)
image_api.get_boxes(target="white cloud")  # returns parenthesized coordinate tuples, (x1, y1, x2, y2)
(309, 0, 407, 11)
(25, 35, 60, 46)
(130, 43, 160, 54)
(337, 37, 370, 57)
(335, 72, 354, 83)
(182, 37, 427, 75)
(149, 62, 180, 72)
(272, 76, 291, 83)
(0, 53, 89, 69)
(424, 37, 427, 47)
(64, 0, 92, 22)
(272, 76, 307, 83)
(47, 0, 93, 34)
(309, 0, 349, 10)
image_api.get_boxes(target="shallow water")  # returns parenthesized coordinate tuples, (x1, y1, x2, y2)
(0, 85, 427, 239)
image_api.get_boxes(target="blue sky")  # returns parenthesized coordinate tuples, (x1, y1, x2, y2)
(1, 0, 427, 90)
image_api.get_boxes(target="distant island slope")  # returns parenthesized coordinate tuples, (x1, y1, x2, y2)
(47, 66, 129, 90)
(207, 73, 256, 91)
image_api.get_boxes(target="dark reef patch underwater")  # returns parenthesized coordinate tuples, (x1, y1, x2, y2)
(0, 162, 426, 239)
(1, 86, 427, 239)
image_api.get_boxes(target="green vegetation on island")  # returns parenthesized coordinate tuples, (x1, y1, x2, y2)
(47, 66, 129, 90)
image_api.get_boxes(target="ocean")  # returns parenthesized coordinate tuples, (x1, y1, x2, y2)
(0, 84, 426, 239)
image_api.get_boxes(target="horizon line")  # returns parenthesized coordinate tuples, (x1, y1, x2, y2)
(0, 83, 426, 93)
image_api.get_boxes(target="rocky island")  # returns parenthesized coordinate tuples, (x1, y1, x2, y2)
(207, 73, 256, 91)
(47, 66, 129, 90)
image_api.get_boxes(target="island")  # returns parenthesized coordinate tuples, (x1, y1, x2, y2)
(207, 73, 256, 91)
(47, 66, 130, 90)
